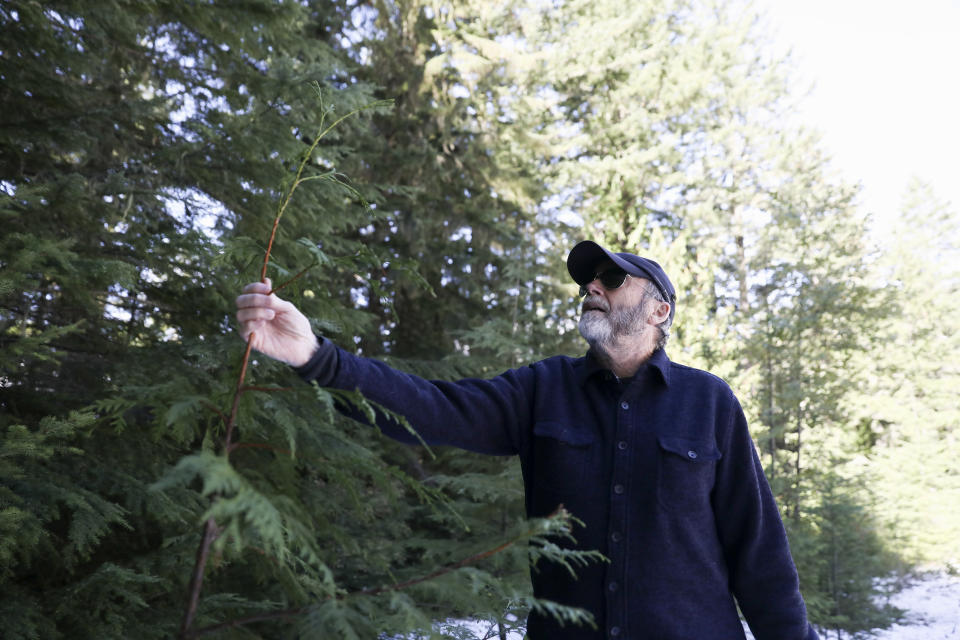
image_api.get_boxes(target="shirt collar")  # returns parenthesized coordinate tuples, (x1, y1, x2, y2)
(575, 347, 672, 387)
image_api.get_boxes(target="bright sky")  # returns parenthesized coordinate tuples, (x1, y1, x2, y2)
(752, 0, 960, 239)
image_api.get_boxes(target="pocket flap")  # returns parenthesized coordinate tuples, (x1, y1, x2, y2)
(534, 421, 596, 447)
(657, 436, 721, 462)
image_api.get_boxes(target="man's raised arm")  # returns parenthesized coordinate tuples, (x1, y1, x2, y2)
(234, 280, 530, 456)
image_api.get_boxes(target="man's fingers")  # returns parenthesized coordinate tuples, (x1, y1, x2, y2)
(274, 296, 300, 316)
(237, 281, 293, 314)
(239, 319, 264, 340)
(241, 281, 271, 295)
(237, 307, 276, 324)
(236, 291, 281, 312)
(236, 292, 265, 310)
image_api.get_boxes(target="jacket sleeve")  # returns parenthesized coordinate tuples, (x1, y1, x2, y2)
(294, 338, 533, 456)
(712, 397, 819, 640)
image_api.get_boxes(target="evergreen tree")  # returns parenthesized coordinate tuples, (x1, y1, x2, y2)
(795, 467, 902, 638)
(0, 2, 390, 636)
(5, 0, 951, 637)
(330, 3, 590, 634)
(852, 180, 960, 569)
(1, 1, 594, 637)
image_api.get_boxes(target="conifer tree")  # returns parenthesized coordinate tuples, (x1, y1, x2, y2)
(1, 1, 596, 637)
(0, 2, 393, 636)
(851, 180, 960, 569)
(796, 467, 902, 637)
(325, 3, 590, 633)
(6, 1, 952, 637)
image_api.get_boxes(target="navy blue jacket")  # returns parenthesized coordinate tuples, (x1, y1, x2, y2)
(297, 341, 818, 640)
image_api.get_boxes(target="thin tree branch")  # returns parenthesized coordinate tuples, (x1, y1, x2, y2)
(178, 93, 392, 639)
(178, 517, 220, 638)
(178, 338, 254, 638)
(224, 337, 255, 449)
(269, 261, 317, 295)
(199, 399, 228, 426)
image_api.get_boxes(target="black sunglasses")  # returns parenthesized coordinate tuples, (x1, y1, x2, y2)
(579, 268, 630, 297)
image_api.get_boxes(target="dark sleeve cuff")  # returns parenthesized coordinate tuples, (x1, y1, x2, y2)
(292, 335, 339, 386)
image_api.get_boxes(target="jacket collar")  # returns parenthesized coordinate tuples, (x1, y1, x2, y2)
(575, 347, 671, 387)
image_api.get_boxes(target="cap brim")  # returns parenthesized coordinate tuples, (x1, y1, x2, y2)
(567, 240, 640, 285)
(568, 241, 615, 284)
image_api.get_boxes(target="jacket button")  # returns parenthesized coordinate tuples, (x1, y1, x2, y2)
(610, 626, 621, 636)
(608, 581, 619, 592)
(613, 484, 625, 495)
(620, 401, 629, 410)
(611, 531, 623, 543)
(687, 450, 698, 459)
(617, 440, 628, 450)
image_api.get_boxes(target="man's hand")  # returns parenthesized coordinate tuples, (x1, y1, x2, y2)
(235, 280, 319, 367)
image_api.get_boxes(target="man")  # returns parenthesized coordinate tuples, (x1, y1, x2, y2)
(236, 240, 819, 640)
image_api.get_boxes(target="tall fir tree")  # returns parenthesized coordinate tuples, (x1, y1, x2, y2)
(0, 1, 387, 636)
(330, 2, 590, 634)
(1, 1, 594, 637)
(851, 180, 960, 570)
(6, 1, 953, 637)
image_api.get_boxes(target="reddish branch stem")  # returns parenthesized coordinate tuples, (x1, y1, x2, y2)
(179, 517, 220, 638)
(179, 97, 394, 638)
(179, 153, 282, 636)
(225, 337, 256, 453)
(269, 261, 315, 295)
(260, 221, 281, 282)
(178, 333, 256, 637)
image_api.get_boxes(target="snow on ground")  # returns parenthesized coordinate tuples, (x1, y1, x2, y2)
(450, 573, 960, 639)
(872, 573, 960, 640)
(744, 572, 960, 640)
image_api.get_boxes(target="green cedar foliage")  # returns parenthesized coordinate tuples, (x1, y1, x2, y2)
(325, 2, 592, 633)
(1, 2, 379, 636)
(5, 0, 956, 638)
(1, 1, 598, 637)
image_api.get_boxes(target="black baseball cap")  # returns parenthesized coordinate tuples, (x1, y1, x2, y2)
(567, 240, 676, 322)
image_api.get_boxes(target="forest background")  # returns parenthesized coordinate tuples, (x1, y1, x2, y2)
(1, 1, 958, 639)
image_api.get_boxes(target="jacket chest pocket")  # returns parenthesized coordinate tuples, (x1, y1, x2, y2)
(656, 436, 721, 514)
(532, 421, 597, 494)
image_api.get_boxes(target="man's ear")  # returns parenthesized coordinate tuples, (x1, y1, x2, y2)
(648, 300, 670, 325)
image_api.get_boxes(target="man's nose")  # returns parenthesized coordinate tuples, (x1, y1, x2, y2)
(584, 279, 606, 297)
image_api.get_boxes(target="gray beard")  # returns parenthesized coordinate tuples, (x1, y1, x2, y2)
(578, 297, 648, 355)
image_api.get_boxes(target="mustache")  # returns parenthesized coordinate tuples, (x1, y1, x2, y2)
(581, 295, 610, 313)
